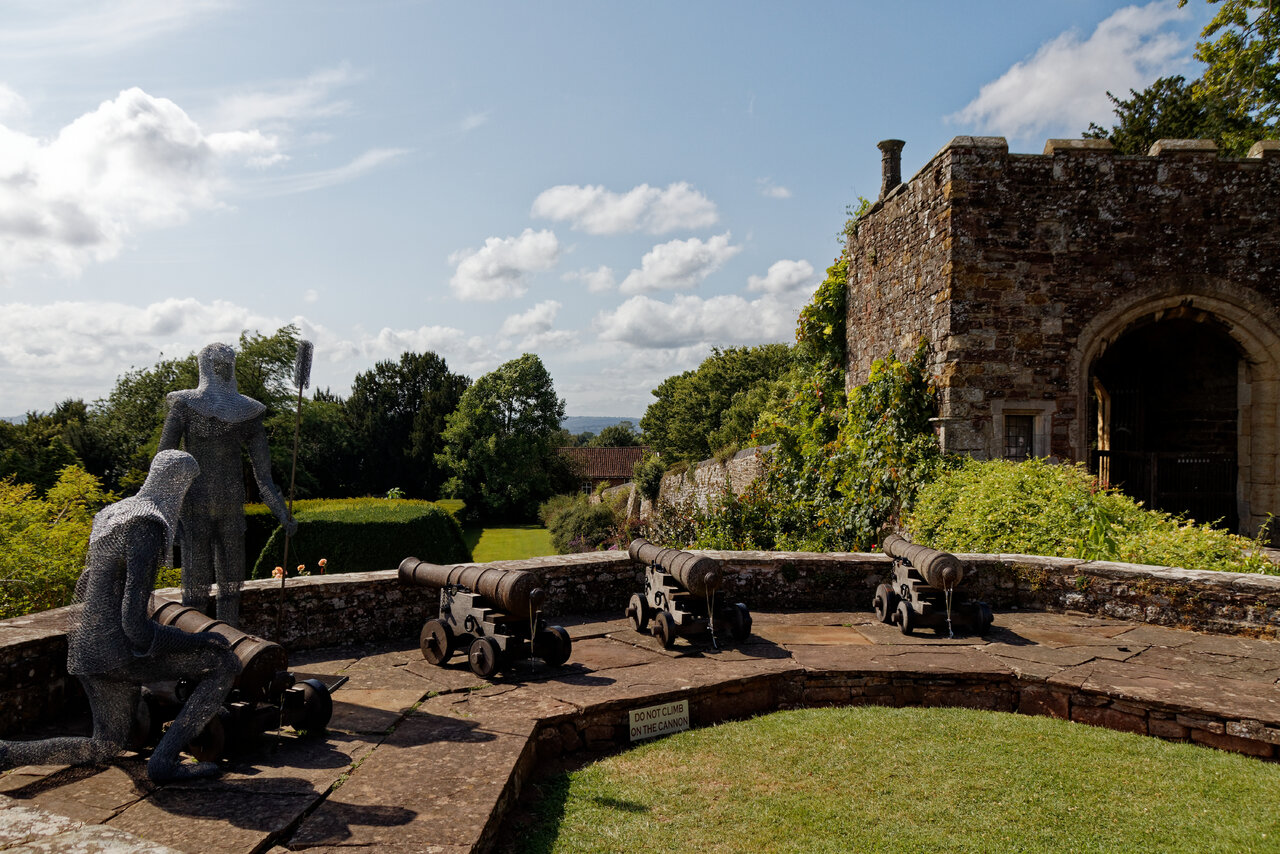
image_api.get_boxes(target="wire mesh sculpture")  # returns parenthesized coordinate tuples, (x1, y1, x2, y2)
(159, 342, 297, 627)
(0, 450, 243, 781)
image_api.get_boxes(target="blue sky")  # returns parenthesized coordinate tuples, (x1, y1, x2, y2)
(0, 0, 1213, 416)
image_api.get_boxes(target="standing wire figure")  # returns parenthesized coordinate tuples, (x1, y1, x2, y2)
(0, 451, 242, 781)
(159, 342, 297, 627)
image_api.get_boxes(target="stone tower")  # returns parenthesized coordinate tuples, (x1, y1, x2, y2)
(846, 135, 1280, 535)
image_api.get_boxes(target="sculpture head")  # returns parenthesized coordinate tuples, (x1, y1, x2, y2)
(91, 450, 200, 555)
(197, 343, 238, 389)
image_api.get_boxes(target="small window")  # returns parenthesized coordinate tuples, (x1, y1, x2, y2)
(1004, 414, 1035, 461)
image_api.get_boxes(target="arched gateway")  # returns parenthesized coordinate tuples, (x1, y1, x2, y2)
(846, 136, 1280, 535)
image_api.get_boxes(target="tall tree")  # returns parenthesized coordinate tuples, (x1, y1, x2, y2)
(345, 351, 470, 499)
(588, 421, 642, 447)
(641, 344, 794, 462)
(1087, 1, 1279, 155)
(437, 353, 571, 520)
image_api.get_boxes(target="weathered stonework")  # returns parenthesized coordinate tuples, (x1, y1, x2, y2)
(4, 552, 1279, 736)
(847, 136, 1280, 534)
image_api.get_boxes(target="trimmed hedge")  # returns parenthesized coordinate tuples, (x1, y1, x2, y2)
(248, 498, 471, 578)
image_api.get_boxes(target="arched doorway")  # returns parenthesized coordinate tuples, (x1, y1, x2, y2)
(1090, 311, 1241, 529)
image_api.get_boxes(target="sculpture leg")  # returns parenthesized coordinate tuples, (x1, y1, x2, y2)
(146, 644, 240, 781)
(213, 517, 245, 628)
(0, 677, 136, 770)
(181, 516, 215, 618)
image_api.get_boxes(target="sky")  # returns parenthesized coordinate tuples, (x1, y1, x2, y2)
(0, 0, 1215, 418)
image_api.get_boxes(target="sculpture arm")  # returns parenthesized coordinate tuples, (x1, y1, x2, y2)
(121, 520, 164, 655)
(246, 417, 297, 536)
(158, 400, 185, 451)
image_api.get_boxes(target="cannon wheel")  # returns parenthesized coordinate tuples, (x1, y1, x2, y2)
(654, 611, 677, 649)
(626, 593, 652, 633)
(294, 678, 334, 735)
(727, 603, 752, 643)
(468, 636, 502, 678)
(873, 583, 897, 624)
(420, 619, 455, 666)
(535, 625, 573, 667)
(896, 599, 915, 636)
(187, 708, 228, 763)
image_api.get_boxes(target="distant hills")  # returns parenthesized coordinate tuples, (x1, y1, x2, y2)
(1, 415, 24, 425)
(561, 416, 642, 435)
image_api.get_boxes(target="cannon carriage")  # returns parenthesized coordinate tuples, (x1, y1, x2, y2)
(399, 557, 572, 678)
(136, 598, 338, 761)
(874, 534, 993, 637)
(625, 538, 751, 649)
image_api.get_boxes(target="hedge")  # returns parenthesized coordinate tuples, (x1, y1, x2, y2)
(248, 498, 471, 579)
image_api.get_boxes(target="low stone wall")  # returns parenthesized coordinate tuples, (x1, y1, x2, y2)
(3, 550, 1279, 736)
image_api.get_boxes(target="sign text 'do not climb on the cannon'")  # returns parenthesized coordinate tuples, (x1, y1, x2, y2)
(629, 699, 690, 742)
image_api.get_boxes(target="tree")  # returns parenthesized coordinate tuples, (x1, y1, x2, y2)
(1086, 1, 1279, 156)
(343, 351, 469, 499)
(437, 353, 573, 520)
(1084, 75, 1272, 155)
(588, 421, 642, 447)
(641, 344, 794, 462)
(1193, 0, 1280, 126)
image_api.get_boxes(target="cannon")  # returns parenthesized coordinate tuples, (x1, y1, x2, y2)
(874, 534, 993, 637)
(134, 598, 339, 761)
(398, 558, 572, 678)
(624, 538, 751, 649)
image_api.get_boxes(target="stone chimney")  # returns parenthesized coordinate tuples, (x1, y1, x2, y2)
(878, 139, 905, 199)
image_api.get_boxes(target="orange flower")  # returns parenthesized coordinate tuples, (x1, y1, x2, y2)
(272, 566, 284, 579)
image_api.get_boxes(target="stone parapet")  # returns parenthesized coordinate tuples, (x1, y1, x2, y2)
(3, 550, 1278, 735)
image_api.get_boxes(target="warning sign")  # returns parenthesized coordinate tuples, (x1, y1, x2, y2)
(629, 699, 689, 742)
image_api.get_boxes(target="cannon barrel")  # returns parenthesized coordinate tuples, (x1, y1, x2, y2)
(628, 538, 720, 598)
(149, 597, 288, 702)
(882, 534, 965, 589)
(398, 558, 546, 614)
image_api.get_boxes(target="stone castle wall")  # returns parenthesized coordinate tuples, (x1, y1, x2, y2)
(848, 137, 1280, 459)
(847, 136, 1280, 532)
(4, 552, 1279, 736)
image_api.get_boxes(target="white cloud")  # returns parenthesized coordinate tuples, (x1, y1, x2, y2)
(0, 297, 511, 413)
(448, 228, 561, 301)
(563, 265, 616, 293)
(595, 291, 802, 349)
(950, 1, 1192, 141)
(0, 0, 228, 59)
(757, 178, 791, 199)
(459, 111, 490, 132)
(304, 289, 319, 304)
(0, 297, 278, 411)
(499, 300, 575, 350)
(530, 181, 718, 235)
(0, 85, 29, 123)
(0, 87, 281, 279)
(206, 64, 361, 133)
(748, 259, 815, 295)
(618, 232, 742, 294)
(249, 148, 410, 195)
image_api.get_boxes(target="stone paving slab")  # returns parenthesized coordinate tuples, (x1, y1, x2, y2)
(6, 609, 1280, 853)
(752, 624, 873, 646)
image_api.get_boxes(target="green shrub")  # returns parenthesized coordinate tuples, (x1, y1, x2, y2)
(541, 492, 636, 554)
(0, 465, 114, 619)
(632, 454, 666, 502)
(250, 497, 471, 578)
(908, 458, 1276, 574)
(670, 344, 944, 552)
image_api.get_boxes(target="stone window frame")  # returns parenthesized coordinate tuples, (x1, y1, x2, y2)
(989, 399, 1057, 461)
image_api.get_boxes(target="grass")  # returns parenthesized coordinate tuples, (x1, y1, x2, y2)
(463, 524, 555, 562)
(519, 706, 1280, 854)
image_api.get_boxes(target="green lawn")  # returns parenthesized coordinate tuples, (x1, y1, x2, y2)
(463, 524, 555, 562)
(520, 705, 1280, 854)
